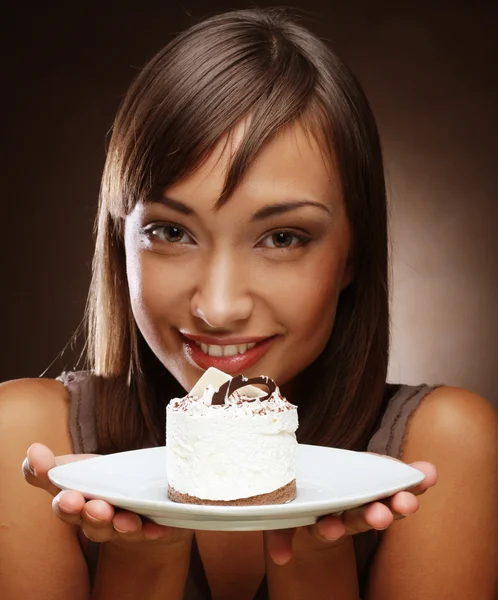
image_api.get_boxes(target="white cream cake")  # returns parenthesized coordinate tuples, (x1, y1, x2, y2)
(166, 368, 298, 505)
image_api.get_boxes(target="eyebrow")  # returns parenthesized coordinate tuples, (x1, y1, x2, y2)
(154, 197, 331, 219)
(155, 196, 194, 215)
(251, 200, 331, 221)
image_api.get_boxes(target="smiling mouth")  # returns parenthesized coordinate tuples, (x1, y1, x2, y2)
(181, 335, 275, 373)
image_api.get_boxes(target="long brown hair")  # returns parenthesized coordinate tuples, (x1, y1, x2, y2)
(86, 8, 389, 454)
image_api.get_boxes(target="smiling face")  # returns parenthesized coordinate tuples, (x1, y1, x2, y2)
(124, 122, 352, 393)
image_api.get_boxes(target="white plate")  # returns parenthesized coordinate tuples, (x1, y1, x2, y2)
(48, 445, 424, 531)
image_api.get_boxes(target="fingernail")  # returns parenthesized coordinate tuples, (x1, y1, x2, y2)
(113, 526, 130, 534)
(23, 457, 36, 478)
(85, 513, 102, 523)
(318, 527, 340, 540)
(318, 523, 346, 541)
(56, 492, 74, 513)
(322, 530, 345, 541)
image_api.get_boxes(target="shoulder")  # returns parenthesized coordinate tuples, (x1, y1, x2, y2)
(0, 379, 90, 596)
(367, 389, 497, 596)
(402, 385, 498, 463)
(0, 376, 69, 414)
(0, 377, 73, 454)
(0, 376, 69, 399)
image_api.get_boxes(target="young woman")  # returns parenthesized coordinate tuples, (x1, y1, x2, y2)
(1, 8, 496, 600)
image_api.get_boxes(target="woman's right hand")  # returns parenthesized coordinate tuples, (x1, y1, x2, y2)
(22, 442, 191, 546)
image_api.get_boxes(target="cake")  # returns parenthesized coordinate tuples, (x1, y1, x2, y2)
(166, 368, 299, 505)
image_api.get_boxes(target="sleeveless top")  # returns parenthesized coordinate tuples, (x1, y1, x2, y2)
(57, 371, 435, 599)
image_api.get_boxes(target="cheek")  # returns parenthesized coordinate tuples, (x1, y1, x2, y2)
(267, 255, 346, 349)
(289, 274, 339, 335)
(125, 244, 188, 337)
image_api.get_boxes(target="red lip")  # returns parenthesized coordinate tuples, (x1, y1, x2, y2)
(182, 335, 275, 374)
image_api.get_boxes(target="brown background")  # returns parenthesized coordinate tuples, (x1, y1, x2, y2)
(2, 1, 497, 407)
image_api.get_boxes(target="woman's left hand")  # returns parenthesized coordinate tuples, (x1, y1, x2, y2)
(264, 460, 437, 565)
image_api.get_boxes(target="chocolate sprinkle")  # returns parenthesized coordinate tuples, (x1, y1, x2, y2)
(211, 375, 277, 405)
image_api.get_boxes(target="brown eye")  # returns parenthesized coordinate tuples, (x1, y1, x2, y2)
(145, 223, 193, 244)
(257, 230, 311, 250)
(162, 225, 184, 242)
(271, 232, 294, 248)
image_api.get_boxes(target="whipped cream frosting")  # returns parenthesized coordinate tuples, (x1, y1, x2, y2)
(166, 371, 298, 501)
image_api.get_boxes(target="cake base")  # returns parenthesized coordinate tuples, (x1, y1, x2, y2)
(168, 479, 296, 506)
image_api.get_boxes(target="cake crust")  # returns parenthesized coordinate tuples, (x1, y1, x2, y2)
(168, 479, 296, 506)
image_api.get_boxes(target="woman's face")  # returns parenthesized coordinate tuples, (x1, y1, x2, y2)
(124, 122, 352, 393)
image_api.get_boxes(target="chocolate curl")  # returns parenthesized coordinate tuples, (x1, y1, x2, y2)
(211, 375, 277, 406)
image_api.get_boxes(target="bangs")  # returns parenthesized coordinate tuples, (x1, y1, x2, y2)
(102, 12, 325, 219)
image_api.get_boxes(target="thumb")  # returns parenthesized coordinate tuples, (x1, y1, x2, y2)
(22, 442, 98, 497)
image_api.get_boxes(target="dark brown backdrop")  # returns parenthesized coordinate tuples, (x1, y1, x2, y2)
(2, 1, 497, 406)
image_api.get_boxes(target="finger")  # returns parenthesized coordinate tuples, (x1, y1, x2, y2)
(23, 443, 98, 497)
(264, 528, 295, 566)
(314, 516, 347, 541)
(80, 500, 117, 543)
(83, 499, 116, 523)
(23, 444, 59, 495)
(383, 490, 419, 518)
(407, 462, 438, 495)
(52, 490, 87, 525)
(112, 511, 145, 543)
(341, 501, 394, 535)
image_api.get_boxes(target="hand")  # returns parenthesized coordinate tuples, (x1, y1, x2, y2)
(22, 443, 191, 547)
(264, 460, 438, 565)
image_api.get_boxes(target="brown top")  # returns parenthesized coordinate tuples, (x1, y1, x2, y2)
(57, 371, 436, 599)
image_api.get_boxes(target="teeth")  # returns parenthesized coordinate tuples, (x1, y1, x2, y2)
(194, 341, 258, 356)
(208, 344, 223, 357)
(224, 345, 239, 357)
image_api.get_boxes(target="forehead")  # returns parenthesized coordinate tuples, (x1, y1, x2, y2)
(164, 121, 343, 212)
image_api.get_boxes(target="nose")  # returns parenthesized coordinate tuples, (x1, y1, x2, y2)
(191, 252, 254, 329)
